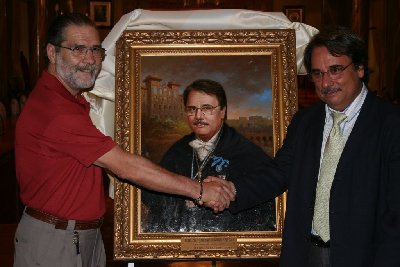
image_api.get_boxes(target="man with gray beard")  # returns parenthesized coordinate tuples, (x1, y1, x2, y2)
(14, 13, 235, 267)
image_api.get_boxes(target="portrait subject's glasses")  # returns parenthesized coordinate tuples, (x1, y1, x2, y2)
(185, 105, 220, 116)
(309, 62, 353, 82)
(54, 44, 106, 60)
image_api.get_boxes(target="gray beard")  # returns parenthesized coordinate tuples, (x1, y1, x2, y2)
(55, 54, 100, 91)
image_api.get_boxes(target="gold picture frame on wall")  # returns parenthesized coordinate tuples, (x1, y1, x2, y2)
(89, 1, 111, 27)
(114, 29, 298, 260)
(284, 6, 305, 23)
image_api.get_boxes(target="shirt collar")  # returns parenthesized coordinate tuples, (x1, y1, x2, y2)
(194, 125, 223, 146)
(41, 70, 87, 106)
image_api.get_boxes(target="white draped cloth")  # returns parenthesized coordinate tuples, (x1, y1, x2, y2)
(85, 9, 318, 198)
(87, 9, 318, 137)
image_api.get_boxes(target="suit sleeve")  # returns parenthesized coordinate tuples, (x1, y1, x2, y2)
(229, 113, 303, 213)
(373, 112, 400, 266)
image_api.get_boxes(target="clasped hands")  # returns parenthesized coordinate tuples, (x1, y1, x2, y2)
(197, 176, 236, 213)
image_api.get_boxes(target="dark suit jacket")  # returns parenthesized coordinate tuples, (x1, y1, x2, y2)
(230, 91, 400, 267)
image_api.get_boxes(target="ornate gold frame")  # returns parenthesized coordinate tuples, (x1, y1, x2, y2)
(114, 29, 298, 260)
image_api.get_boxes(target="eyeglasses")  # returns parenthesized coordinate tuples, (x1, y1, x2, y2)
(54, 45, 106, 60)
(185, 105, 220, 116)
(309, 62, 353, 81)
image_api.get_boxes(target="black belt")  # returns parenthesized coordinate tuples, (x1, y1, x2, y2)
(310, 234, 330, 248)
(25, 207, 103, 230)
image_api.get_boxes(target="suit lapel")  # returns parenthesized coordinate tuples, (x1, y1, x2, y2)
(306, 103, 326, 183)
(338, 92, 375, 169)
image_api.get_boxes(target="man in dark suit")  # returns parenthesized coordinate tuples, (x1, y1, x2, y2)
(219, 26, 400, 266)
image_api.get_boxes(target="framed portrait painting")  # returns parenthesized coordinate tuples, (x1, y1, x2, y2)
(284, 6, 305, 23)
(89, 1, 111, 27)
(114, 29, 298, 260)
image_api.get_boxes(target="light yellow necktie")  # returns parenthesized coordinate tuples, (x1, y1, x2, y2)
(313, 112, 347, 242)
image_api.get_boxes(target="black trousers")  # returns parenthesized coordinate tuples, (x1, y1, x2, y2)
(307, 241, 331, 267)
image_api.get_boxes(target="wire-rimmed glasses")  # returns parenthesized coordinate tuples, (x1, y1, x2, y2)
(309, 62, 353, 82)
(185, 105, 220, 116)
(54, 45, 106, 60)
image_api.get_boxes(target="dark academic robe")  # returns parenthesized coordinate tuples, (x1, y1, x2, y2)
(141, 123, 276, 232)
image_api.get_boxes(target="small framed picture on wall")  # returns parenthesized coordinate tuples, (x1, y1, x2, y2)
(90, 1, 111, 27)
(284, 6, 304, 23)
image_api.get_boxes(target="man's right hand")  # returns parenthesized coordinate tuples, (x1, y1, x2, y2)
(200, 176, 236, 213)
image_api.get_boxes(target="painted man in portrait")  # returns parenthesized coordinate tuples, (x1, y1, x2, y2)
(141, 79, 276, 232)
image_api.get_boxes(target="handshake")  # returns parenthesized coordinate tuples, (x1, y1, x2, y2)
(196, 176, 237, 213)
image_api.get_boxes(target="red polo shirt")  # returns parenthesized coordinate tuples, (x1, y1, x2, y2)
(15, 71, 116, 220)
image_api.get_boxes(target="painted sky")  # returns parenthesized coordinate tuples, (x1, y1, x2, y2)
(141, 54, 273, 119)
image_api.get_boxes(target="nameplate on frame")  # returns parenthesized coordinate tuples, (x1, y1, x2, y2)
(181, 237, 237, 251)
